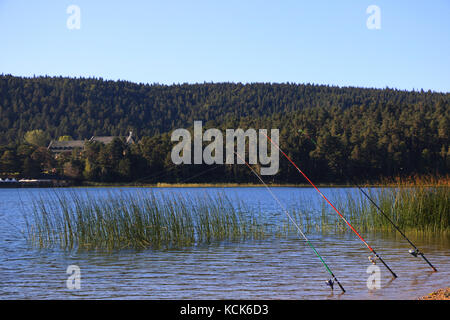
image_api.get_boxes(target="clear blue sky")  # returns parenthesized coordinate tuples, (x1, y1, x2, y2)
(1, 0, 449, 92)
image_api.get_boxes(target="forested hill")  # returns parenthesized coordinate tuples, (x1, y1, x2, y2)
(1, 75, 448, 141)
(0, 74, 449, 181)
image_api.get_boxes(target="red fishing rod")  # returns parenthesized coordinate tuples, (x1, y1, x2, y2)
(298, 129, 437, 272)
(262, 132, 398, 279)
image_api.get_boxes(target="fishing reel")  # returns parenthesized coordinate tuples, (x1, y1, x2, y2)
(368, 255, 377, 265)
(325, 279, 334, 290)
(409, 249, 420, 257)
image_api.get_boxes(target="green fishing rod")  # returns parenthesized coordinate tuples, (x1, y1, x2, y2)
(235, 152, 346, 293)
(298, 129, 437, 272)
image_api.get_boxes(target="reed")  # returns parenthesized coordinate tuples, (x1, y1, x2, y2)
(25, 184, 448, 251)
(25, 190, 273, 250)
(333, 186, 449, 234)
(276, 185, 449, 235)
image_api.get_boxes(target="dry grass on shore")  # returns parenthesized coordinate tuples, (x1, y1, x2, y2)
(419, 288, 450, 300)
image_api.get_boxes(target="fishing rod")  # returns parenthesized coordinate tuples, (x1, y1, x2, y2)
(234, 152, 346, 293)
(298, 129, 438, 272)
(261, 132, 398, 279)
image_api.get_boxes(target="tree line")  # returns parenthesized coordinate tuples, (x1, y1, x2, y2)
(0, 75, 448, 183)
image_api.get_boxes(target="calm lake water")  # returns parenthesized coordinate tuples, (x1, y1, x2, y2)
(0, 187, 448, 300)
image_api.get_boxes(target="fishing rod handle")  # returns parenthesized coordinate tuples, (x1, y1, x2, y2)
(374, 251, 398, 278)
(420, 253, 438, 272)
(334, 277, 346, 293)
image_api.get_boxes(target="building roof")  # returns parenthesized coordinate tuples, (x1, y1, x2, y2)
(90, 136, 116, 144)
(48, 140, 85, 152)
(48, 132, 135, 153)
(126, 131, 135, 144)
(90, 131, 135, 145)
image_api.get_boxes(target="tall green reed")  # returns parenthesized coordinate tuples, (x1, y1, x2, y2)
(25, 186, 447, 251)
(332, 186, 449, 234)
(25, 190, 272, 251)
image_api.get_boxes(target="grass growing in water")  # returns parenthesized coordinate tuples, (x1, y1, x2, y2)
(25, 184, 448, 251)
(275, 185, 449, 235)
(25, 191, 271, 250)
(332, 186, 449, 234)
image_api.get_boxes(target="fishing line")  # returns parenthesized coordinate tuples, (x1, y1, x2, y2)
(134, 162, 220, 185)
(234, 152, 346, 293)
(298, 129, 437, 272)
(133, 162, 182, 183)
(262, 132, 398, 279)
(177, 165, 221, 183)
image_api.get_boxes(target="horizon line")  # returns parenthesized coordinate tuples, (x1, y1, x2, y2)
(1, 73, 449, 95)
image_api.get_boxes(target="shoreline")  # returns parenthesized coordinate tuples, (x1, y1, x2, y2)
(419, 288, 450, 300)
(0, 181, 449, 189)
(83, 182, 358, 188)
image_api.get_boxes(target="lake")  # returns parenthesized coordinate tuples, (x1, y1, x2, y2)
(0, 187, 448, 299)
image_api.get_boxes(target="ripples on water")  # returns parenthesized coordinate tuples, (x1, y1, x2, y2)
(0, 187, 448, 299)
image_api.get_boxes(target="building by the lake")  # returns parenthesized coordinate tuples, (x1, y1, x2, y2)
(48, 131, 135, 154)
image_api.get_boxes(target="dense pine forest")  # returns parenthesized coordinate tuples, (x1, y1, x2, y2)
(0, 74, 448, 184)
